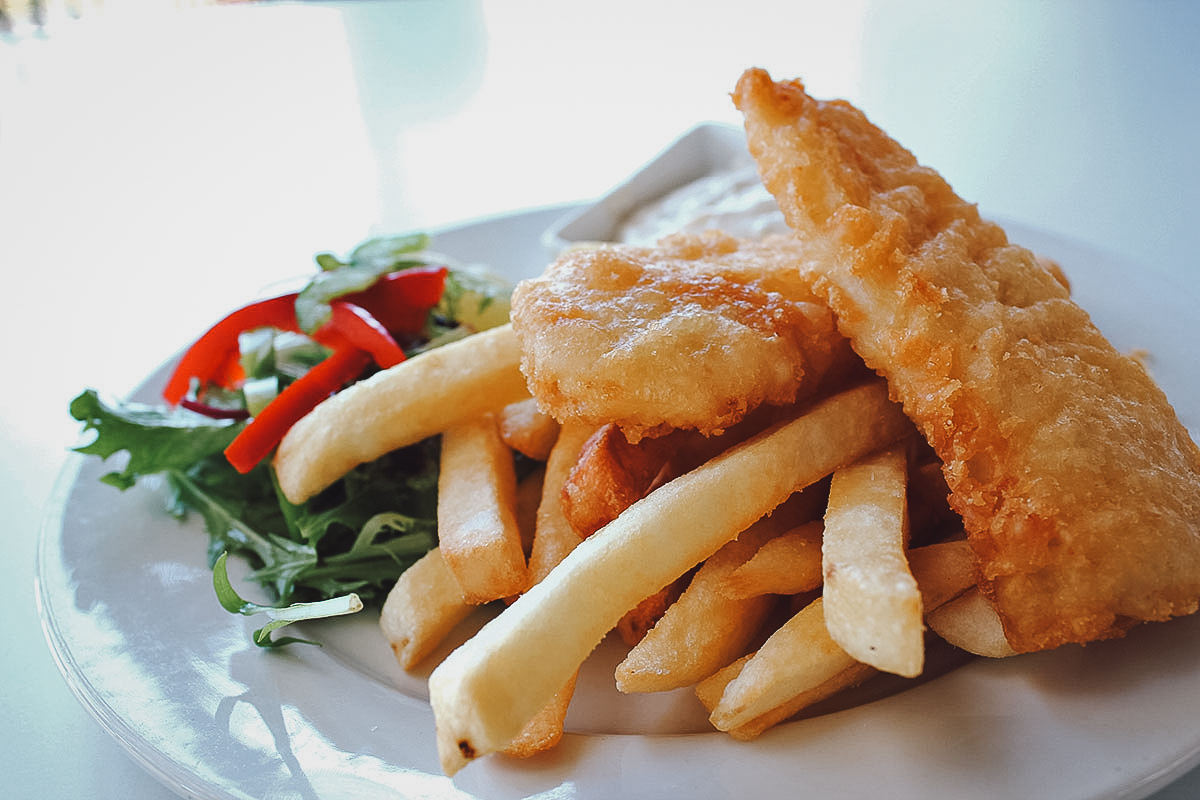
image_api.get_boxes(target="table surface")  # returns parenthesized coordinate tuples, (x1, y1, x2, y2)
(3, 2, 1198, 798)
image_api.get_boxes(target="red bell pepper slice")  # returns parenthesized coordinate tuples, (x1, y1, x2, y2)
(322, 301, 406, 369)
(162, 293, 301, 405)
(343, 265, 448, 335)
(163, 293, 407, 407)
(223, 346, 372, 474)
(164, 263, 451, 473)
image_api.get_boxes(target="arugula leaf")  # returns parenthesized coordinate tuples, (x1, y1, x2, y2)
(167, 466, 318, 602)
(72, 388, 441, 617)
(212, 552, 363, 647)
(286, 443, 440, 601)
(69, 390, 243, 490)
(294, 512, 436, 598)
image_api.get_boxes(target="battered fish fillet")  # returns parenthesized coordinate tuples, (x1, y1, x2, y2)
(734, 68, 1200, 653)
(510, 230, 856, 441)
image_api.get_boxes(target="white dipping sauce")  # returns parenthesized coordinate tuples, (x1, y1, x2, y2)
(615, 164, 790, 245)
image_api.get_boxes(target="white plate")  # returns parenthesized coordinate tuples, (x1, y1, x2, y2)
(39, 197, 1200, 799)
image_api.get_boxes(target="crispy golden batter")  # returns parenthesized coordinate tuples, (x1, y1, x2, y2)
(734, 67, 1200, 653)
(510, 231, 855, 441)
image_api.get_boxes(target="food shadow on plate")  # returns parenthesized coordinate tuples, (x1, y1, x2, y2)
(1017, 609, 1200, 701)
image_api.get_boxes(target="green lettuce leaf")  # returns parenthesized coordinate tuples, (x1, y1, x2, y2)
(69, 389, 441, 614)
(69, 390, 243, 490)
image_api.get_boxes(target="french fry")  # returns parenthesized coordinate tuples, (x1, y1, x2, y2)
(501, 421, 594, 759)
(275, 324, 529, 504)
(709, 596, 857, 733)
(661, 404, 793, 479)
(697, 653, 875, 742)
(720, 520, 824, 599)
(822, 444, 923, 677)
(560, 407, 809, 541)
(428, 379, 911, 775)
(614, 515, 784, 693)
(437, 413, 529, 604)
(705, 538, 978, 737)
(513, 464, 545, 559)
(694, 654, 749, 714)
(560, 424, 683, 538)
(560, 413, 790, 541)
(926, 587, 1018, 658)
(618, 459, 830, 645)
(527, 421, 594, 582)
(379, 547, 473, 670)
(498, 397, 561, 461)
(501, 673, 578, 758)
(906, 537, 976, 610)
(616, 575, 688, 646)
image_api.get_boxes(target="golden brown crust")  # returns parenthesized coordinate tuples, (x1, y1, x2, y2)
(734, 67, 1200, 652)
(510, 231, 854, 441)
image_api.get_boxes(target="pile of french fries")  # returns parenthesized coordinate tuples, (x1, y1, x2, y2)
(274, 323, 1017, 777)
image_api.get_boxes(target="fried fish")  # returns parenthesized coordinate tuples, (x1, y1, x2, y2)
(734, 67, 1200, 653)
(510, 230, 857, 442)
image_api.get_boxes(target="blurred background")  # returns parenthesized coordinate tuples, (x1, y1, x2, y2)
(3, 2, 1198, 797)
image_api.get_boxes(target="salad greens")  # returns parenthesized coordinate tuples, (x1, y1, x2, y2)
(69, 235, 513, 646)
(212, 552, 364, 647)
(298, 233, 432, 333)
